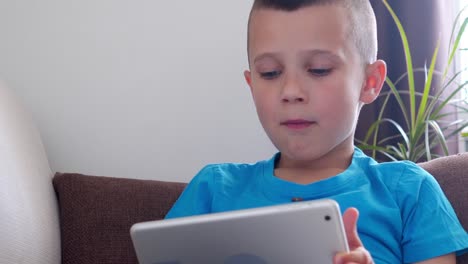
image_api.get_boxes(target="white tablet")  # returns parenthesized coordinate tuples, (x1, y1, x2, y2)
(130, 199, 349, 264)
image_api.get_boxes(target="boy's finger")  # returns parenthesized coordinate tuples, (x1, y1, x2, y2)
(343, 207, 364, 250)
(334, 247, 372, 264)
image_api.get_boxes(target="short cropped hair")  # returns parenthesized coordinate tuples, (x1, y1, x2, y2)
(248, 0, 378, 64)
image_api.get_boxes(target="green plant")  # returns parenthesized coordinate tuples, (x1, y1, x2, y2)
(357, 0, 468, 162)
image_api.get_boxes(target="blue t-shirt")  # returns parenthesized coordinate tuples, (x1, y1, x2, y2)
(166, 148, 468, 263)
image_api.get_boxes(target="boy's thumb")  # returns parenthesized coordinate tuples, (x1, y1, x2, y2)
(343, 207, 363, 250)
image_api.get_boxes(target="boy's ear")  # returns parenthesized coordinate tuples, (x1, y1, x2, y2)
(244, 70, 253, 92)
(360, 60, 387, 104)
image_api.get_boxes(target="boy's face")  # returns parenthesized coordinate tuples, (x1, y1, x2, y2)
(245, 4, 381, 164)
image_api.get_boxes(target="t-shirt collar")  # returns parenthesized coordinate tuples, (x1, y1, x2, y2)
(260, 147, 368, 202)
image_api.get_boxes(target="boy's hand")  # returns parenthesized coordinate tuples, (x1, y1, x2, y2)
(333, 208, 374, 264)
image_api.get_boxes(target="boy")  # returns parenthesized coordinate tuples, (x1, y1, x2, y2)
(166, 0, 468, 263)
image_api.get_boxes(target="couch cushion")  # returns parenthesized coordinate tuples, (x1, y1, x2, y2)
(52, 173, 186, 264)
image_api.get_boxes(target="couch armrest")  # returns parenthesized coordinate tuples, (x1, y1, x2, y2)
(0, 79, 60, 264)
(419, 153, 468, 264)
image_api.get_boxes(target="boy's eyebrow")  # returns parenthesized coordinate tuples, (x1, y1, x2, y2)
(301, 49, 343, 61)
(253, 52, 281, 64)
(253, 49, 343, 64)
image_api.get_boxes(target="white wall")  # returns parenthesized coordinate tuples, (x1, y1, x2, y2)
(0, 0, 276, 182)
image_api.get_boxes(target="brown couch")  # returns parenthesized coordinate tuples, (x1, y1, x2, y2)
(51, 153, 468, 264)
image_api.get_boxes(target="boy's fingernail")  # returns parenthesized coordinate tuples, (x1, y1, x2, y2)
(334, 253, 343, 264)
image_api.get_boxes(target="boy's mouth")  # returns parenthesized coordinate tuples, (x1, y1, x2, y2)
(280, 119, 316, 130)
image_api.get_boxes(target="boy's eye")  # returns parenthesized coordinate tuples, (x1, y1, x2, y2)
(308, 68, 332, 76)
(260, 70, 282, 80)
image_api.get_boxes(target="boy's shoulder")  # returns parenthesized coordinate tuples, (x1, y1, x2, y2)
(354, 147, 431, 178)
(353, 148, 437, 192)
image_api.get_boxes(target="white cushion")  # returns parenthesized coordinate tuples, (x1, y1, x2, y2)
(0, 79, 60, 263)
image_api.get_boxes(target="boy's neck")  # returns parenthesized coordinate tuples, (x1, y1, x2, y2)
(274, 142, 354, 185)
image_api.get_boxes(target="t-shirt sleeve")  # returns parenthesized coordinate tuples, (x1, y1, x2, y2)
(397, 162, 468, 263)
(164, 165, 216, 219)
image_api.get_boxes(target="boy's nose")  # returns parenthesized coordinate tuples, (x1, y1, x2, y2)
(280, 76, 308, 103)
(282, 96, 305, 103)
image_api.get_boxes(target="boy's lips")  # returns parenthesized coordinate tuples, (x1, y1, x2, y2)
(280, 119, 316, 130)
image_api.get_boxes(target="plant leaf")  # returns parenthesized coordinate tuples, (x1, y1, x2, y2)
(417, 39, 440, 123)
(382, 0, 416, 132)
(443, 11, 468, 81)
(448, 4, 468, 56)
(385, 78, 411, 130)
(431, 80, 468, 119)
(427, 120, 450, 156)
